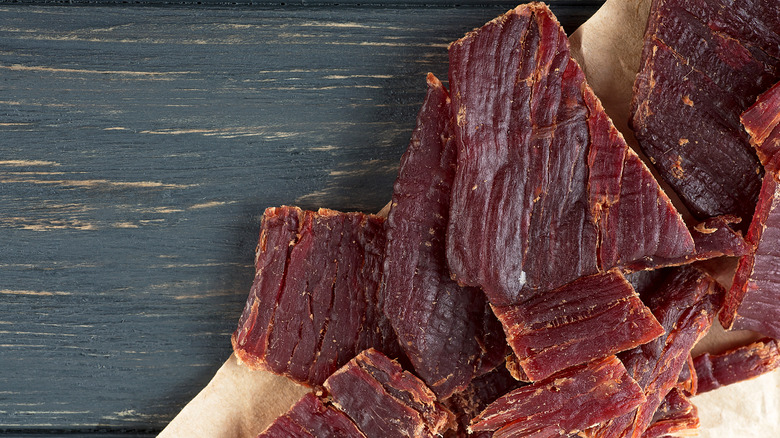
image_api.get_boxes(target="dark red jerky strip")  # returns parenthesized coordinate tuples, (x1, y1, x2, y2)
(324, 349, 453, 438)
(721, 175, 780, 338)
(630, 0, 780, 223)
(257, 393, 365, 438)
(692, 338, 780, 395)
(588, 266, 724, 438)
(470, 356, 645, 438)
(232, 207, 403, 387)
(382, 73, 505, 399)
(446, 2, 693, 307)
(743, 81, 780, 173)
(675, 354, 696, 396)
(640, 389, 699, 438)
(492, 271, 664, 381)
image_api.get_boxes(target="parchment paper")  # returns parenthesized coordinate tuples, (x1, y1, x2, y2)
(160, 1, 779, 436)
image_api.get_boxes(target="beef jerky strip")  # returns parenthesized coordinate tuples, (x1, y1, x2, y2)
(492, 271, 664, 381)
(640, 388, 699, 438)
(587, 266, 724, 438)
(720, 174, 780, 338)
(743, 81, 780, 174)
(692, 338, 779, 395)
(324, 348, 453, 438)
(446, 2, 694, 308)
(232, 207, 403, 387)
(470, 356, 646, 438)
(675, 354, 696, 396)
(630, 0, 780, 223)
(256, 393, 365, 438)
(382, 73, 505, 399)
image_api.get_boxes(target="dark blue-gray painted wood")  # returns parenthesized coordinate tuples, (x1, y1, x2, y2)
(0, 1, 604, 433)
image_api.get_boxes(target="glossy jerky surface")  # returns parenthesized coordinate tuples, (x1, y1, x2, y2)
(630, 0, 780, 222)
(256, 393, 365, 438)
(492, 271, 664, 381)
(721, 175, 780, 338)
(693, 338, 780, 394)
(232, 207, 402, 387)
(640, 388, 699, 438)
(446, 2, 693, 307)
(382, 74, 504, 399)
(470, 356, 645, 438)
(324, 349, 453, 438)
(588, 266, 724, 438)
(742, 81, 780, 174)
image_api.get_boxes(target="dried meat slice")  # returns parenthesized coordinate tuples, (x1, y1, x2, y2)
(640, 388, 699, 438)
(743, 81, 780, 173)
(324, 348, 453, 438)
(630, 0, 780, 222)
(382, 73, 505, 399)
(232, 207, 402, 386)
(587, 266, 724, 438)
(492, 271, 664, 381)
(470, 356, 646, 438)
(720, 175, 780, 338)
(692, 338, 780, 394)
(256, 393, 365, 438)
(446, 2, 693, 307)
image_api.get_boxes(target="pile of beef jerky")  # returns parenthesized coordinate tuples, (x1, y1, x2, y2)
(232, 1, 780, 437)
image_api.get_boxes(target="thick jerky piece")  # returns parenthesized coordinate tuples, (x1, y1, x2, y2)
(232, 207, 402, 386)
(640, 388, 699, 438)
(588, 266, 724, 438)
(446, 2, 693, 307)
(693, 338, 780, 394)
(630, 0, 780, 222)
(743, 81, 780, 173)
(324, 349, 453, 438)
(720, 175, 780, 338)
(257, 393, 365, 438)
(492, 271, 664, 381)
(470, 356, 646, 438)
(382, 73, 505, 399)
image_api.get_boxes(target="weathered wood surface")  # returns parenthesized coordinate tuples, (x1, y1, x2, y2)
(0, 1, 603, 434)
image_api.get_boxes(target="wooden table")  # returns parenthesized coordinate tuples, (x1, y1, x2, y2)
(0, 1, 603, 435)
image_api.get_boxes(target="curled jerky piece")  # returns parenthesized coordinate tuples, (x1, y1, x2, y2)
(232, 207, 402, 386)
(470, 356, 645, 438)
(324, 349, 453, 438)
(256, 393, 365, 438)
(492, 271, 664, 381)
(693, 338, 780, 395)
(742, 81, 780, 174)
(588, 266, 724, 438)
(640, 388, 699, 438)
(382, 73, 505, 399)
(446, 2, 693, 307)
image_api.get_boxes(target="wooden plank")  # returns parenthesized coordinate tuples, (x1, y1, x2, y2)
(0, 2, 603, 432)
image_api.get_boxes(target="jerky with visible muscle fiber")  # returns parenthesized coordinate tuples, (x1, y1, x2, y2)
(640, 388, 699, 438)
(256, 393, 365, 438)
(742, 81, 780, 173)
(382, 73, 505, 399)
(693, 338, 780, 394)
(446, 2, 693, 307)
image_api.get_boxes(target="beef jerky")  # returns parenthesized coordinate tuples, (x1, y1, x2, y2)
(675, 354, 697, 396)
(640, 388, 699, 438)
(588, 266, 724, 438)
(742, 81, 780, 173)
(382, 73, 505, 399)
(692, 338, 780, 395)
(256, 393, 365, 438)
(232, 207, 402, 387)
(446, 2, 693, 307)
(470, 356, 646, 438)
(324, 348, 453, 438)
(630, 0, 780, 222)
(492, 271, 664, 381)
(720, 175, 780, 338)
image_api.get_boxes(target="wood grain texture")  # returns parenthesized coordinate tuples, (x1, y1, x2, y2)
(0, 1, 603, 433)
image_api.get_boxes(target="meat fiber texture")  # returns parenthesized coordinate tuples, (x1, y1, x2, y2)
(587, 266, 724, 438)
(446, 2, 695, 309)
(232, 206, 403, 387)
(470, 356, 646, 438)
(640, 388, 699, 438)
(256, 393, 365, 438)
(324, 349, 453, 438)
(630, 0, 780, 223)
(693, 338, 780, 395)
(381, 73, 506, 399)
(743, 81, 780, 174)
